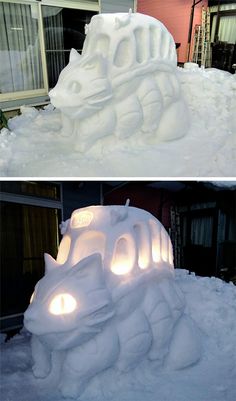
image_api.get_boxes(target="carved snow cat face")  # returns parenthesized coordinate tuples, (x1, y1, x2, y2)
(24, 204, 175, 350)
(49, 12, 188, 152)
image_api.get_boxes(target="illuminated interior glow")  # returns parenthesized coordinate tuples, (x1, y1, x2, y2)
(72, 231, 105, 266)
(111, 236, 134, 275)
(57, 235, 71, 264)
(30, 292, 34, 304)
(49, 293, 77, 315)
(168, 240, 174, 265)
(111, 257, 133, 275)
(134, 224, 150, 270)
(149, 220, 161, 263)
(161, 227, 168, 262)
(138, 256, 149, 270)
(71, 211, 93, 228)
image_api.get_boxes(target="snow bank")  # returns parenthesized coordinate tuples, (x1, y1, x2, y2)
(1, 270, 236, 401)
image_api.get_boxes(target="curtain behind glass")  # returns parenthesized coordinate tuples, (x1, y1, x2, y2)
(0, 201, 59, 316)
(211, 14, 236, 43)
(191, 216, 213, 247)
(0, 2, 43, 93)
(218, 16, 236, 44)
(42, 6, 65, 88)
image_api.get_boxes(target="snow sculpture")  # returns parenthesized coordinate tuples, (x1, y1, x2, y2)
(24, 203, 201, 399)
(49, 11, 189, 152)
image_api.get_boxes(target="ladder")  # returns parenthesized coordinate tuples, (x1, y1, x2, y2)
(192, 7, 211, 67)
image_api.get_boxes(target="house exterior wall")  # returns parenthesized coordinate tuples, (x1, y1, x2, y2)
(137, 0, 208, 63)
(100, 0, 135, 13)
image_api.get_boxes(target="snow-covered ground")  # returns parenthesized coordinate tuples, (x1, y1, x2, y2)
(1, 269, 236, 401)
(0, 66, 235, 177)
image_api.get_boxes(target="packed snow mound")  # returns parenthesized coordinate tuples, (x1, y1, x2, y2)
(1, 271, 236, 401)
(0, 66, 235, 177)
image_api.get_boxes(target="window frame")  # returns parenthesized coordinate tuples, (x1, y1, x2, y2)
(0, 182, 63, 332)
(0, 0, 99, 107)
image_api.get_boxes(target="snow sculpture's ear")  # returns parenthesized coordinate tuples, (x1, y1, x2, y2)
(71, 253, 104, 280)
(69, 48, 81, 63)
(115, 12, 131, 29)
(110, 200, 130, 225)
(44, 253, 60, 274)
(80, 54, 107, 75)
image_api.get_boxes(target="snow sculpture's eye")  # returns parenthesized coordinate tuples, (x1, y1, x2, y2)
(71, 211, 93, 228)
(30, 292, 34, 304)
(69, 81, 81, 93)
(49, 293, 77, 315)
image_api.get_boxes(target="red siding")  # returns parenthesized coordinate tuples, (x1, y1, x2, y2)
(137, 0, 208, 63)
(103, 183, 173, 229)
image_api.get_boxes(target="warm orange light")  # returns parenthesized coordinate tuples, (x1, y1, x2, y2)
(71, 211, 93, 228)
(149, 220, 161, 263)
(49, 293, 77, 315)
(161, 227, 168, 262)
(57, 235, 71, 264)
(111, 236, 134, 275)
(169, 241, 174, 265)
(138, 256, 149, 270)
(111, 257, 133, 275)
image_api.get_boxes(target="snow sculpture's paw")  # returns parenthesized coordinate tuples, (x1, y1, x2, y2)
(60, 379, 86, 399)
(32, 363, 50, 378)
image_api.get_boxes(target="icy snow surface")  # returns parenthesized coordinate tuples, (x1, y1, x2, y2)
(0, 66, 236, 177)
(1, 270, 236, 401)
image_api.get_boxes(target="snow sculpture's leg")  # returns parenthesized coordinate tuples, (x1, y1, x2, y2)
(137, 78, 163, 134)
(156, 99, 189, 142)
(144, 283, 174, 362)
(31, 335, 52, 378)
(75, 107, 116, 153)
(61, 113, 74, 137)
(167, 315, 202, 369)
(117, 310, 152, 372)
(159, 279, 185, 321)
(59, 326, 119, 398)
(115, 95, 142, 139)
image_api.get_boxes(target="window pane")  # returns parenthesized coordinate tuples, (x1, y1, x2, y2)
(0, 181, 61, 200)
(0, 1, 44, 93)
(42, 6, 96, 88)
(0, 201, 60, 317)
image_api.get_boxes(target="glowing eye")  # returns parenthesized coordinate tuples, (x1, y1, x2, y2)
(30, 292, 34, 304)
(49, 293, 77, 315)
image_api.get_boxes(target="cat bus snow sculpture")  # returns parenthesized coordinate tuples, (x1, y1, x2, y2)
(49, 11, 189, 152)
(24, 203, 201, 399)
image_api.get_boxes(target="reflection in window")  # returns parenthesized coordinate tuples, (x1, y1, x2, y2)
(0, 2, 43, 93)
(42, 6, 96, 88)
